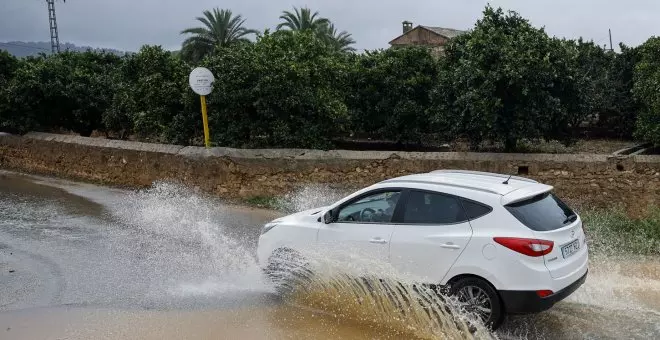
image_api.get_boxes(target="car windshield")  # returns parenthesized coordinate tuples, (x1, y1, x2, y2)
(505, 192, 576, 231)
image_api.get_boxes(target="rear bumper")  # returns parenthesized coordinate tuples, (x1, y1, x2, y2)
(499, 269, 588, 314)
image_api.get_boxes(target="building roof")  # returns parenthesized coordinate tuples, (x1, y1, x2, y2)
(420, 26, 466, 39)
(380, 170, 549, 197)
(388, 25, 467, 46)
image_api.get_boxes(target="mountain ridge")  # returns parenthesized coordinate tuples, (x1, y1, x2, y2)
(0, 41, 128, 57)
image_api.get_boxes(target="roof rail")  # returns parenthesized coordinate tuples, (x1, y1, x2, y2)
(380, 179, 504, 196)
(428, 169, 538, 183)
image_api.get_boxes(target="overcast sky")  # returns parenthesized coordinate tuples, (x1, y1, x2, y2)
(1, 0, 658, 53)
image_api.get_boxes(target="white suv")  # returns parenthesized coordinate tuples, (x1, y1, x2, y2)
(257, 170, 589, 329)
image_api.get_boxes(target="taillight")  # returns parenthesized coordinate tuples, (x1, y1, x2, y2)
(493, 237, 554, 257)
(536, 290, 554, 298)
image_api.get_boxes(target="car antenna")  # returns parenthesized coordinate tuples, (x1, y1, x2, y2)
(502, 174, 512, 184)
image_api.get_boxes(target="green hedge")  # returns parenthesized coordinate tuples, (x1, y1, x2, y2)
(0, 51, 121, 136)
(202, 30, 349, 149)
(633, 37, 660, 146)
(0, 6, 658, 149)
(347, 47, 438, 144)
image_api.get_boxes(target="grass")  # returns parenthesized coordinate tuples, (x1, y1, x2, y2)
(581, 206, 660, 256)
(459, 138, 636, 154)
(243, 195, 286, 211)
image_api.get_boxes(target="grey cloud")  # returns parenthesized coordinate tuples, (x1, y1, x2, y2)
(1, 0, 658, 52)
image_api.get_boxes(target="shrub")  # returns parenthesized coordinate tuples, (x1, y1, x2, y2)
(431, 6, 580, 151)
(0, 50, 21, 133)
(596, 44, 639, 138)
(347, 47, 439, 144)
(105, 46, 190, 141)
(633, 37, 660, 146)
(1, 51, 120, 136)
(203, 30, 349, 148)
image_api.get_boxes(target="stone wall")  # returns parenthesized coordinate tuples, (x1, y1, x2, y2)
(1, 132, 659, 216)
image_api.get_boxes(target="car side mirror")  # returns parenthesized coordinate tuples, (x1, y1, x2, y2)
(323, 210, 334, 224)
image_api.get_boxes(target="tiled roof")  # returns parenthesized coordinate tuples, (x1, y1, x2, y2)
(421, 26, 466, 38)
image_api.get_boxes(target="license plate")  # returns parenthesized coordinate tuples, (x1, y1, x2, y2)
(561, 239, 580, 259)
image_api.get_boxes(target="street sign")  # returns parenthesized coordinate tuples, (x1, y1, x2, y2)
(188, 67, 215, 147)
(188, 67, 215, 96)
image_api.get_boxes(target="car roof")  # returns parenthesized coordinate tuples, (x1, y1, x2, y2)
(379, 170, 550, 198)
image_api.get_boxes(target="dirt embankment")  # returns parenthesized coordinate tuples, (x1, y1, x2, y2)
(1, 132, 658, 217)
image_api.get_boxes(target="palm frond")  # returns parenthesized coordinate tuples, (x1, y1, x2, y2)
(180, 7, 256, 62)
(319, 23, 356, 52)
(277, 6, 329, 31)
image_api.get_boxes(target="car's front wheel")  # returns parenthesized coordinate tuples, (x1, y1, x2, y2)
(449, 277, 504, 330)
(264, 247, 313, 296)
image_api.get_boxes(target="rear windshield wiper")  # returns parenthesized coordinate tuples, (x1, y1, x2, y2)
(563, 213, 577, 224)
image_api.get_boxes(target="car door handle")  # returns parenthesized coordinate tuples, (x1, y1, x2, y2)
(369, 238, 388, 244)
(439, 243, 461, 249)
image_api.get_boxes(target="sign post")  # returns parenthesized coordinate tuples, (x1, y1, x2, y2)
(188, 67, 215, 148)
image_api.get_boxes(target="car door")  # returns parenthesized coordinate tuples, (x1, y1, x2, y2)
(317, 189, 403, 265)
(389, 189, 474, 283)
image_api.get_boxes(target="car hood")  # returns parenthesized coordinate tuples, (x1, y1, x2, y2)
(270, 206, 329, 224)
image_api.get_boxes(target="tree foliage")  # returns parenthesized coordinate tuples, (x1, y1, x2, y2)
(105, 45, 189, 142)
(602, 44, 640, 138)
(348, 47, 438, 144)
(1, 51, 120, 135)
(1, 5, 658, 150)
(0, 50, 18, 84)
(563, 39, 614, 133)
(633, 37, 660, 146)
(180, 8, 258, 64)
(0, 50, 19, 130)
(203, 30, 349, 148)
(277, 7, 329, 31)
(432, 6, 579, 150)
(277, 7, 355, 53)
(322, 24, 357, 52)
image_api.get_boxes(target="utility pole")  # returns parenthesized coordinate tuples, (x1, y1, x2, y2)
(46, 0, 65, 54)
(609, 28, 614, 52)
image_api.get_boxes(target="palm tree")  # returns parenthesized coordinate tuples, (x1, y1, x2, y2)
(180, 8, 257, 63)
(322, 24, 356, 52)
(277, 7, 329, 31)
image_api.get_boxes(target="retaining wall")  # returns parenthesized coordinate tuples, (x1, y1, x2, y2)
(1, 132, 659, 216)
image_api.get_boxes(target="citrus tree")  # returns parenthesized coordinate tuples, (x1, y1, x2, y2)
(431, 6, 578, 151)
(633, 37, 660, 146)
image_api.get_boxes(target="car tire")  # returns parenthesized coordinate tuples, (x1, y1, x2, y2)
(449, 277, 504, 330)
(264, 247, 313, 296)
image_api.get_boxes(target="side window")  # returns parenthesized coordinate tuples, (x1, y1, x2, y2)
(460, 199, 492, 220)
(337, 191, 401, 223)
(403, 191, 468, 224)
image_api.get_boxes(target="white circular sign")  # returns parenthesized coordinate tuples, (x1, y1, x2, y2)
(188, 67, 215, 96)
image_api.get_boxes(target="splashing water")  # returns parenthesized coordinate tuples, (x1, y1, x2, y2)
(568, 255, 660, 313)
(101, 181, 659, 339)
(266, 246, 498, 340)
(270, 185, 498, 338)
(278, 184, 352, 213)
(109, 181, 270, 297)
(110, 182, 497, 339)
(272, 184, 660, 340)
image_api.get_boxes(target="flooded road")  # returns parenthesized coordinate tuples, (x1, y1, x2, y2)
(0, 171, 658, 339)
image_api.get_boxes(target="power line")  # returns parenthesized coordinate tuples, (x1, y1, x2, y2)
(0, 42, 51, 51)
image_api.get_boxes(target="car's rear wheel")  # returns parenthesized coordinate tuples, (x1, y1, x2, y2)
(449, 277, 504, 330)
(264, 247, 313, 296)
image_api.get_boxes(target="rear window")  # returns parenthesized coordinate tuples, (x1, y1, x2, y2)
(505, 192, 576, 231)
